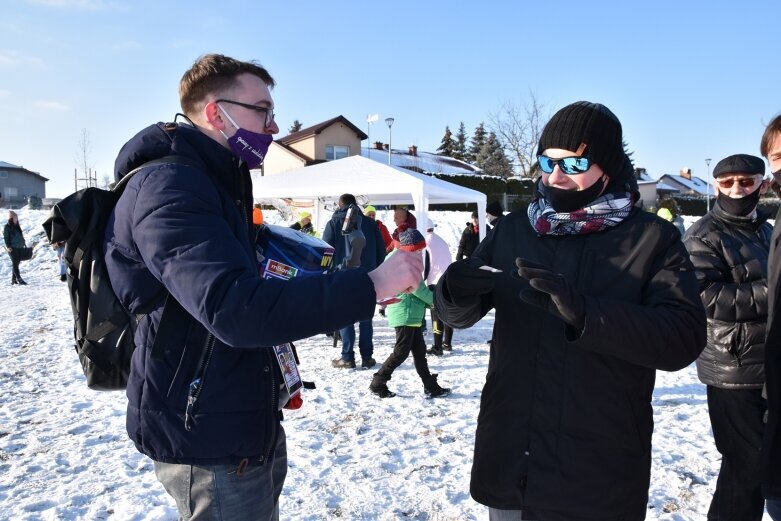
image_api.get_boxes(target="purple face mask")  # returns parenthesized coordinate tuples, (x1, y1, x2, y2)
(219, 104, 273, 169)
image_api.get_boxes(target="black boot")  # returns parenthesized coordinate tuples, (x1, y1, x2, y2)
(11, 276, 17, 285)
(16, 277, 27, 285)
(423, 375, 450, 398)
(427, 346, 444, 356)
(369, 372, 395, 398)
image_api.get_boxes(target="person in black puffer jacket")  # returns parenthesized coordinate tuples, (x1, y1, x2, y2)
(684, 153, 771, 521)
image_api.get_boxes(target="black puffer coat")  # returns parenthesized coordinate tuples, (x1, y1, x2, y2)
(683, 202, 771, 389)
(435, 209, 705, 520)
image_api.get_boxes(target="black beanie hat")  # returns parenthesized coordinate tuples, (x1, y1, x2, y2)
(486, 201, 503, 217)
(712, 154, 765, 178)
(537, 101, 628, 181)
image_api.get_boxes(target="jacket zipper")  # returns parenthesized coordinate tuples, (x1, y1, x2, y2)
(184, 333, 216, 431)
(261, 349, 279, 464)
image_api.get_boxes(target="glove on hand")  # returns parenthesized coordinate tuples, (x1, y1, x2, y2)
(444, 258, 496, 302)
(516, 257, 585, 329)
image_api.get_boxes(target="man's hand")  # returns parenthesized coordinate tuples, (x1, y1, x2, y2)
(368, 250, 424, 301)
(516, 258, 585, 329)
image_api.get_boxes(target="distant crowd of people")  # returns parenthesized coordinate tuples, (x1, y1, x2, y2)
(35, 52, 781, 520)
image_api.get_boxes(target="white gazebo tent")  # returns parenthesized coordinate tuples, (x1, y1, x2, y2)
(252, 155, 487, 239)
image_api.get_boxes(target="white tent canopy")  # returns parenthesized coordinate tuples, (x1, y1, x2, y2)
(252, 155, 487, 239)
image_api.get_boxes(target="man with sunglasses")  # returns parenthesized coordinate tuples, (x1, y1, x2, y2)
(435, 101, 705, 520)
(761, 114, 781, 521)
(683, 154, 771, 520)
(104, 54, 423, 520)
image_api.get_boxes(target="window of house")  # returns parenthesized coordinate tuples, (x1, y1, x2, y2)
(5, 187, 18, 197)
(0, 171, 8, 179)
(325, 145, 349, 161)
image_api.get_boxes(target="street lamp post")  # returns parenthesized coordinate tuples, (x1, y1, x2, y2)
(385, 117, 394, 165)
(705, 158, 712, 212)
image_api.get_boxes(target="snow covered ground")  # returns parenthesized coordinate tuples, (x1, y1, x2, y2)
(0, 206, 773, 520)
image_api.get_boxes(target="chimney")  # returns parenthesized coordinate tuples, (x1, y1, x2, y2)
(408, 145, 418, 156)
(373, 141, 384, 150)
(680, 168, 692, 180)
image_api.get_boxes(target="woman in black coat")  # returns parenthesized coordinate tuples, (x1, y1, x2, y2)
(456, 211, 480, 260)
(3, 210, 26, 285)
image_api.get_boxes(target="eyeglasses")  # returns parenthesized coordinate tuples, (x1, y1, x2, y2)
(537, 155, 592, 175)
(716, 176, 761, 189)
(215, 99, 275, 128)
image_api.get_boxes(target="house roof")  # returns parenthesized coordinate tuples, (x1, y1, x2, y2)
(278, 115, 368, 145)
(658, 174, 714, 196)
(0, 161, 50, 182)
(363, 147, 480, 175)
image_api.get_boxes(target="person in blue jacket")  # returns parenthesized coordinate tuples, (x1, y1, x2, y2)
(104, 53, 423, 520)
(322, 193, 387, 369)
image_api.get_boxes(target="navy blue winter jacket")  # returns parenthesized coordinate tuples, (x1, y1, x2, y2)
(322, 207, 386, 270)
(105, 122, 376, 465)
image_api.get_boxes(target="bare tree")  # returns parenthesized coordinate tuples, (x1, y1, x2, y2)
(489, 92, 548, 178)
(74, 128, 95, 188)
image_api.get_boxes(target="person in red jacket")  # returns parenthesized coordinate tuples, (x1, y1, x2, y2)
(391, 206, 417, 243)
(365, 205, 392, 252)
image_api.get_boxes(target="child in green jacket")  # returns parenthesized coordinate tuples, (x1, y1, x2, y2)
(370, 228, 450, 398)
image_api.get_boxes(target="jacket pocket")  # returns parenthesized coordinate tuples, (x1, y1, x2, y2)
(164, 320, 203, 403)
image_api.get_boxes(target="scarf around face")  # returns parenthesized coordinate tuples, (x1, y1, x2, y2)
(527, 191, 634, 236)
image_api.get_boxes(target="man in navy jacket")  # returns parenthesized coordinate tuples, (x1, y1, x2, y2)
(322, 193, 386, 369)
(104, 54, 422, 520)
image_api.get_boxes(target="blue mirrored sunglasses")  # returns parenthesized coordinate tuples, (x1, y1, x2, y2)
(537, 155, 591, 175)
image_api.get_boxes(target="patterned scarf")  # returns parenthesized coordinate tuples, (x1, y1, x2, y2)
(527, 191, 634, 236)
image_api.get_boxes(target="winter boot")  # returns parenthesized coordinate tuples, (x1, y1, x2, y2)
(430, 330, 444, 356)
(16, 277, 27, 285)
(60, 274, 67, 282)
(11, 275, 17, 285)
(423, 375, 450, 398)
(442, 343, 452, 352)
(369, 372, 395, 398)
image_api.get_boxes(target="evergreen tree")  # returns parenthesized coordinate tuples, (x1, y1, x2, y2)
(623, 140, 634, 161)
(468, 122, 487, 163)
(289, 120, 303, 133)
(453, 122, 468, 161)
(437, 126, 456, 157)
(476, 132, 513, 178)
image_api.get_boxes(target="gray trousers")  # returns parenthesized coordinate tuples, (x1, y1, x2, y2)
(488, 507, 535, 521)
(154, 426, 287, 520)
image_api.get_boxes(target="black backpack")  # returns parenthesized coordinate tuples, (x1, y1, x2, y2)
(43, 155, 198, 390)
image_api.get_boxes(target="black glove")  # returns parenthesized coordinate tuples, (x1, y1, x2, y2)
(444, 258, 496, 302)
(516, 257, 585, 329)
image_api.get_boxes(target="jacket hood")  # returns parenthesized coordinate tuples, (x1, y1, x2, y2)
(114, 122, 235, 183)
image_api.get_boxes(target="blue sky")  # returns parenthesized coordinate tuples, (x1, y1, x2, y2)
(1, 0, 778, 198)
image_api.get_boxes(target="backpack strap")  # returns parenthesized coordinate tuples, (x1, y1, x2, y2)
(118, 154, 206, 361)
